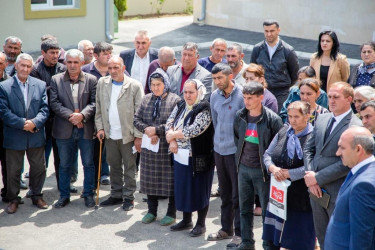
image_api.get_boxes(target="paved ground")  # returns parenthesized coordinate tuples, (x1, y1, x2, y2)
(0, 15, 360, 249)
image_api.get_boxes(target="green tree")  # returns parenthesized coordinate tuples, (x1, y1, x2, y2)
(114, 0, 127, 19)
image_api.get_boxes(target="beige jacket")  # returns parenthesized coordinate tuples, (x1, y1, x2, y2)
(310, 52, 350, 92)
(95, 74, 144, 144)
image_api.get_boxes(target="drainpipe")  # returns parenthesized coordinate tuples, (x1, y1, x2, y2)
(197, 0, 206, 22)
(105, 0, 113, 42)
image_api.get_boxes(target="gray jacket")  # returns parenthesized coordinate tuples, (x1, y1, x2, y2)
(233, 106, 283, 181)
(303, 111, 362, 203)
(250, 39, 299, 90)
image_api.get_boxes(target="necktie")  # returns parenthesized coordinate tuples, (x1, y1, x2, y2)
(343, 171, 353, 185)
(324, 117, 336, 142)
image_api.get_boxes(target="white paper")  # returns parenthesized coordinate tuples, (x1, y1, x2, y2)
(141, 134, 160, 153)
(173, 148, 189, 165)
(132, 146, 137, 154)
(268, 174, 291, 220)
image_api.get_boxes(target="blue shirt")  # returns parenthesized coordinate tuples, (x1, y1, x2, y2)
(210, 82, 244, 155)
(15, 75, 29, 107)
(198, 56, 227, 72)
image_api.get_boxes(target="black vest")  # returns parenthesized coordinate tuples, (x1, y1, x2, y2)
(175, 100, 215, 174)
(271, 126, 312, 212)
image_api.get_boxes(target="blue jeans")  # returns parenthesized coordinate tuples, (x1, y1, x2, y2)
(56, 127, 94, 198)
(238, 164, 270, 248)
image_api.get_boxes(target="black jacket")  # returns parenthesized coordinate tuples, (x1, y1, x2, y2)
(233, 106, 283, 182)
(119, 48, 158, 76)
(250, 39, 299, 89)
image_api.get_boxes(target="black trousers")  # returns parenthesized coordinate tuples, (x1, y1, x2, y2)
(147, 195, 176, 218)
(215, 152, 241, 236)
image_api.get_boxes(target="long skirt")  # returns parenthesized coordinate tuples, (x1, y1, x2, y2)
(262, 205, 315, 250)
(174, 157, 214, 212)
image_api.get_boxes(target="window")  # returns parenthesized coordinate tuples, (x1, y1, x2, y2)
(31, 0, 75, 11)
(24, 0, 86, 19)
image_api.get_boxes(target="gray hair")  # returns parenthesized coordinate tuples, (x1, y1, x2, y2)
(227, 43, 243, 54)
(211, 38, 227, 48)
(77, 40, 93, 52)
(0, 52, 7, 62)
(65, 49, 84, 62)
(158, 46, 175, 63)
(16, 53, 33, 65)
(4, 36, 22, 46)
(182, 42, 199, 55)
(135, 30, 151, 41)
(354, 86, 375, 100)
(351, 134, 374, 155)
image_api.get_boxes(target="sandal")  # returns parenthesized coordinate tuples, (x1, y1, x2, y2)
(207, 229, 233, 241)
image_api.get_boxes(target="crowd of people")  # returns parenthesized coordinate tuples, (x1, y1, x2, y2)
(1, 18, 375, 250)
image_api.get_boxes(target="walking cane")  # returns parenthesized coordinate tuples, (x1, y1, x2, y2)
(95, 134, 103, 210)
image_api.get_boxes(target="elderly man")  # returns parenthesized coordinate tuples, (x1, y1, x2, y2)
(78, 40, 94, 65)
(198, 38, 227, 72)
(304, 82, 362, 248)
(0, 53, 49, 214)
(50, 49, 97, 208)
(119, 30, 158, 89)
(325, 126, 375, 250)
(3, 36, 22, 76)
(167, 42, 212, 99)
(82, 42, 113, 186)
(30, 38, 67, 191)
(250, 20, 299, 112)
(144, 46, 179, 94)
(95, 56, 143, 211)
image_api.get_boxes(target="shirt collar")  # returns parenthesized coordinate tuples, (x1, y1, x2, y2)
(135, 51, 150, 60)
(266, 37, 280, 49)
(332, 108, 352, 124)
(219, 80, 239, 97)
(351, 155, 375, 175)
(64, 71, 84, 83)
(15, 74, 29, 85)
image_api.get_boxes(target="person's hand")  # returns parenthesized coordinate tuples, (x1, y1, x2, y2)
(304, 171, 318, 187)
(97, 130, 105, 142)
(144, 127, 156, 137)
(166, 130, 175, 143)
(134, 137, 142, 152)
(76, 122, 83, 128)
(23, 120, 36, 133)
(150, 135, 159, 145)
(309, 184, 322, 198)
(269, 165, 287, 182)
(69, 113, 84, 125)
(281, 169, 290, 179)
(169, 140, 178, 154)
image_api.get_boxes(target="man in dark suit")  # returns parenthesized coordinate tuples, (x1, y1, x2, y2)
(50, 49, 97, 208)
(325, 126, 375, 250)
(119, 30, 158, 89)
(0, 53, 49, 214)
(304, 81, 362, 248)
(167, 42, 212, 100)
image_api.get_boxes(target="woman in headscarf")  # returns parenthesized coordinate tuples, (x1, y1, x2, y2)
(349, 41, 375, 88)
(165, 79, 215, 237)
(134, 68, 181, 226)
(262, 101, 315, 250)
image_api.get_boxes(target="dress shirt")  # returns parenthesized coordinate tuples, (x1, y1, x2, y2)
(330, 108, 352, 133)
(266, 38, 280, 60)
(15, 75, 28, 106)
(131, 51, 150, 88)
(351, 155, 375, 175)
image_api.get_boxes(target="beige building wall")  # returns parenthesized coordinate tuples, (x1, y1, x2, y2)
(0, 0, 112, 52)
(125, 0, 188, 16)
(193, 0, 375, 45)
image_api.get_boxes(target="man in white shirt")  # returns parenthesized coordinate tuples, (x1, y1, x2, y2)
(325, 126, 375, 249)
(119, 30, 158, 89)
(95, 56, 144, 211)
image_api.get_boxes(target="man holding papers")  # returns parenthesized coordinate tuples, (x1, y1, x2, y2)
(134, 68, 180, 225)
(95, 56, 144, 211)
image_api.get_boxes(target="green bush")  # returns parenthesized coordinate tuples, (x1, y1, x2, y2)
(114, 0, 127, 19)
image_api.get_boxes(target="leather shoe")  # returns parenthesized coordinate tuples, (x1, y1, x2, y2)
(54, 198, 70, 208)
(33, 198, 48, 209)
(170, 220, 193, 231)
(100, 197, 122, 206)
(6, 201, 19, 214)
(84, 195, 95, 208)
(189, 225, 206, 237)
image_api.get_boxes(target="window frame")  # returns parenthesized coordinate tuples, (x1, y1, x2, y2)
(24, 0, 86, 20)
(30, 0, 76, 11)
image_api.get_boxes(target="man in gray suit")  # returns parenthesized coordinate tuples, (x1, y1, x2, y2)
(303, 81, 362, 248)
(50, 49, 97, 209)
(167, 42, 212, 100)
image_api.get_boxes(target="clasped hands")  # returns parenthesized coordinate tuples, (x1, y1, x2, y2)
(69, 112, 84, 128)
(166, 129, 178, 154)
(144, 126, 159, 145)
(304, 171, 322, 198)
(269, 165, 290, 182)
(23, 120, 36, 133)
